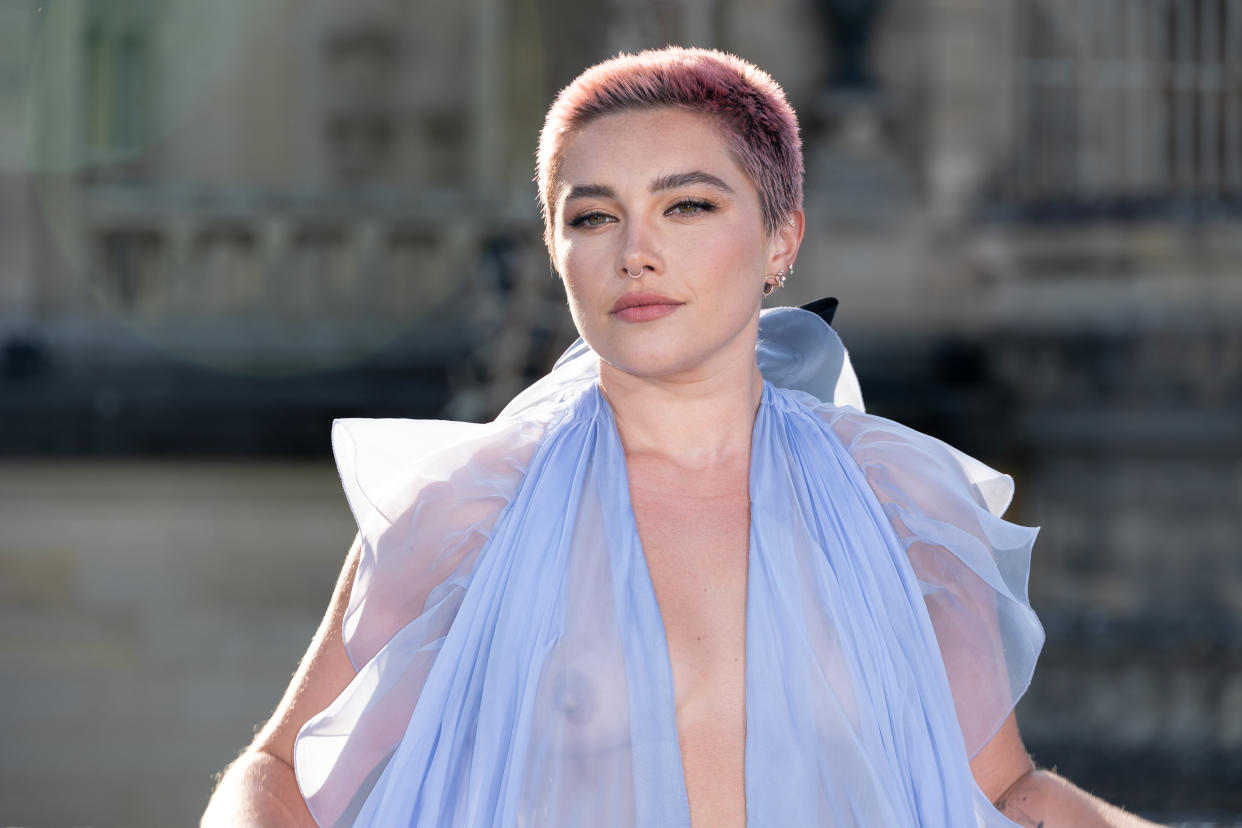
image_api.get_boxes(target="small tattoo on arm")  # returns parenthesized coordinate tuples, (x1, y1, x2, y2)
(995, 789, 1043, 828)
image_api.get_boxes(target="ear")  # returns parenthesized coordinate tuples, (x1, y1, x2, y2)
(765, 208, 805, 274)
(544, 228, 564, 280)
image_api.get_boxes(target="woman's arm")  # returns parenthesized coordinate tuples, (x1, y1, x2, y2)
(201, 751, 315, 827)
(201, 536, 363, 827)
(995, 769, 1161, 828)
(972, 713, 1161, 828)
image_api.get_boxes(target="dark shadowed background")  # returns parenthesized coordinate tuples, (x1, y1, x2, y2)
(1, 0, 1240, 825)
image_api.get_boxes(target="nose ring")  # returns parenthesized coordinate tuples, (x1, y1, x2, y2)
(625, 267, 643, 279)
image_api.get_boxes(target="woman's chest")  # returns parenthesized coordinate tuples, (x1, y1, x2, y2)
(629, 485, 750, 677)
(628, 477, 751, 826)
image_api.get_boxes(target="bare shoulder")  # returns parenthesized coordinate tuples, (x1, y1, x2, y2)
(248, 534, 362, 765)
(204, 536, 362, 824)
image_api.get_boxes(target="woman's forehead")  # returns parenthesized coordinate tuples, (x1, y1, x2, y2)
(555, 108, 750, 193)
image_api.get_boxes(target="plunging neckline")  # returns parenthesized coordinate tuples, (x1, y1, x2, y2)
(295, 309, 1041, 828)
(592, 380, 769, 827)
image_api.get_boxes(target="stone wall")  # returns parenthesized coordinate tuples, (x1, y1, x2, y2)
(851, 321, 1242, 820)
(996, 327, 1242, 818)
(0, 460, 353, 827)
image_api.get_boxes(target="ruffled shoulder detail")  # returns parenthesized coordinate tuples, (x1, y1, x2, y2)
(297, 411, 568, 826)
(756, 306, 864, 410)
(819, 403, 1045, 757)
(332, 417, 547, 668)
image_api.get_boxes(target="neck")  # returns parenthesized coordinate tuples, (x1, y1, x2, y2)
(598, 355, 764, 470)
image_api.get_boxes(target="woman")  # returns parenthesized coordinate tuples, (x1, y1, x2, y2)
(204, 48, 1157, 827)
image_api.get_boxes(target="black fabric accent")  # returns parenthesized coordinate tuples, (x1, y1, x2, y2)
(799, 296, 839, 326)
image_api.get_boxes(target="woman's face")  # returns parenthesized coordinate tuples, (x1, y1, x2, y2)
(550, 107, 801, 383)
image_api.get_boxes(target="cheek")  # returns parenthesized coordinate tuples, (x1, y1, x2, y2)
(558, 238, 609, 303)
(554, 233, 594, 283)
(561, 276, 587, 316)
(559, 265, 597, 332)
(700, 228, 766, 291)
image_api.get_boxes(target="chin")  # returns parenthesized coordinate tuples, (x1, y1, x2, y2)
(594, 338, 720, 382)
(601, 355, 692, 381)
(583, 311, 760, 382)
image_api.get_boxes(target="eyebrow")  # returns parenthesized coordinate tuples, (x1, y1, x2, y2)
(650, 170, 734, 194)
(562, 183, 616, 203)
(561, 170, 735, 206)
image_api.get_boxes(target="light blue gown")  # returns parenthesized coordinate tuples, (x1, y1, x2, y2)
(294, 308, 1044, 827)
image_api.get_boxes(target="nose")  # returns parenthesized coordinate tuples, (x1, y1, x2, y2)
(616, 217, 663, 280)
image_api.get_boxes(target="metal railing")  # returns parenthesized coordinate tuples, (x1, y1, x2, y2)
(1005, 0, 1242, 213)
(83, 192, 490, 326)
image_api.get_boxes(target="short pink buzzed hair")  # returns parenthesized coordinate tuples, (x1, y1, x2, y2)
(536, 46, 803, 255)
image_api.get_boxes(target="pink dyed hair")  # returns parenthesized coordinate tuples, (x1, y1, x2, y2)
(536, 47, 803, 255)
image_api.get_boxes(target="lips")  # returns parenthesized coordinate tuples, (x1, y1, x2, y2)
(610, 292, 683, 322)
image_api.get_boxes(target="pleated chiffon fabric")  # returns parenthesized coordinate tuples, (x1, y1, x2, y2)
(294, 308, 1044, 827)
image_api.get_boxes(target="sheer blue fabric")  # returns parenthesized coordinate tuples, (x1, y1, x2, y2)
(294, 308, 1044, 827)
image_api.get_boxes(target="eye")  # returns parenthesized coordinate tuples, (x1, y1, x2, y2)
(567, 210, 614, 228)
(667, 198, 717, 217)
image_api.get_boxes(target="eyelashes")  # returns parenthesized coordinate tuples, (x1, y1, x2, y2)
(667, 197, 718, 216)
(567, 211, 612, 228)
(565, 197, 720, 228)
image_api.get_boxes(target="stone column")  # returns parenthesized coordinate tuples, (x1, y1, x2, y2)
(917, 0, 1016, 330)
(28, 0, 92, 319)
(922, 0, 1006, 234)
(0, 3, 36, 328)
(471, 0, 504, 195)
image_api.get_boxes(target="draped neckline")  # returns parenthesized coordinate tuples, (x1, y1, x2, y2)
(589, 379, 776, 826)
(294, 310, 1044, 828)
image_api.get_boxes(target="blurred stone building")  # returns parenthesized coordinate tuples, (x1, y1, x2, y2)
(1, 0, 1240, 824)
